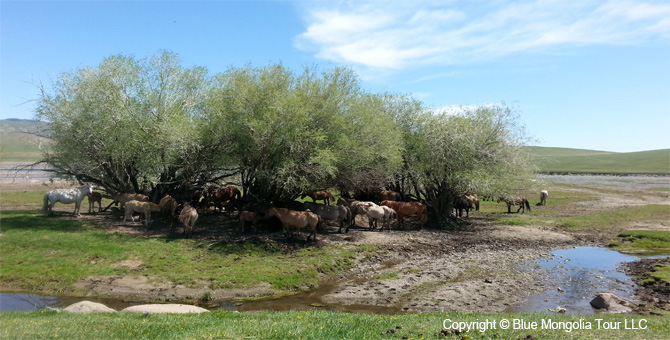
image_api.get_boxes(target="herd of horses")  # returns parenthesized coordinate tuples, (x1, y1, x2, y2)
(41, 186, 548, 241)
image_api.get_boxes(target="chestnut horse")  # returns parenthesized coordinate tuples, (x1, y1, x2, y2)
(380, 200, 427, 228)
(377, 190, 400, 202)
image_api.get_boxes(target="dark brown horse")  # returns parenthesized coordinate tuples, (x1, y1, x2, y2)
(87, 192, 103, 213)
(454, 196, 473, 218)
(303, 190, 335, 205)
(205, 186, 242, 212)
(497, 197, 531, 213)
(159, 194, 178, 228)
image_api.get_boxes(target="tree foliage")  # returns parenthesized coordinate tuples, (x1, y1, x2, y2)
(36, 51, 535, 224)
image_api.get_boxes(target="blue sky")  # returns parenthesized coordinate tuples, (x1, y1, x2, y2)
(1, 0, 668, 153)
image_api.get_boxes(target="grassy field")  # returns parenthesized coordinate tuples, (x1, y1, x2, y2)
(0, 210, 369, 295)
(1, 310, 669, 340)
(527, 146, 670, 174)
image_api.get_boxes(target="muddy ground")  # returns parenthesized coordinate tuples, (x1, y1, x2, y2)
(2, 176, 669, 313)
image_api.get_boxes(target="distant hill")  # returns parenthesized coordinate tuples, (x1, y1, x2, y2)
(0, 119, 51, 162)
(527, 146, 670, 175)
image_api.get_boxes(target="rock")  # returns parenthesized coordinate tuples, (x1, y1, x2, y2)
(589, 293, 632, 313)
(122, 304, 209, 314)
(63, 301, 117, 314)
(548, 306, 566, 313)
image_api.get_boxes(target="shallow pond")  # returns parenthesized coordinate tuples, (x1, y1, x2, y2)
(506, 246, 666, 314)
(2, 247, 666, 314)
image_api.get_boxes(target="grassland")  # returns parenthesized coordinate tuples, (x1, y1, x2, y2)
(0, 210, 368, 295)
(527, 146, 670, 175)
(2, 310, 669, 340)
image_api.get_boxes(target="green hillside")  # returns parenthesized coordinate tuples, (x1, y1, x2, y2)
(528, 146, 670, 175)
(0, 119, 50, 162)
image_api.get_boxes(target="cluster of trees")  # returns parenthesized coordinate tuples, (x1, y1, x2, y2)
(36, 51, 535, 224)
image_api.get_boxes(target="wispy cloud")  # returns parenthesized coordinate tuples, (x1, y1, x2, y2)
(294, 0, 670, 70)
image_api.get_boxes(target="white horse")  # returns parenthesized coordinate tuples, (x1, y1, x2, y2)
(42, 185, 94, 216)
(539, 190, 549, 206)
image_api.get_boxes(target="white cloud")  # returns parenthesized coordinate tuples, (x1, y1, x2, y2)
(294, 0, 670, 70)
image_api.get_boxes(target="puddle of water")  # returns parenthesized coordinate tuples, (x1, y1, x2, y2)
(0, 293, 139, 312)
(506, 247, 668, 314)
(227, 280, 402, 315)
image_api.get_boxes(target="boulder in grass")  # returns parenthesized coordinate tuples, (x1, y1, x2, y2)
(122, 304, 209, 314)
(63, 301, 117, 313)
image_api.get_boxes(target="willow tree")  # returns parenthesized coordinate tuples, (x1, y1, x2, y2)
(36, 51, 210, 198)
(399, 104, 535, 223)
(203, 64, 404, 201)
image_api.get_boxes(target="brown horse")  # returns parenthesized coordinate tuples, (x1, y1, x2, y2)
(179, 202, 199, 238)
(123, 200, 162, 226)
(380, 200, 427, 228)
(205, 186, 242, 212)
(303, 190, 335, 205)
(110, 193, 149, 210)
(465, 194, 479, 211)
(159, 194, 178, 228)
(454, 196, 473, 218)
(497, 197, 531, 213)
(87, 192, 103, 213)
(267, 207, 320, 241)
(377, 190, 400, 202)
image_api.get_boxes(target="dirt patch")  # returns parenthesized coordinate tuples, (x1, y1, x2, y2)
(73, 275, 279, 303)
(622, 258, 670, 314)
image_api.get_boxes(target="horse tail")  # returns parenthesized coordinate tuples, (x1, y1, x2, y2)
(525, 200, 531, 212)
(42, 193, 50, 216)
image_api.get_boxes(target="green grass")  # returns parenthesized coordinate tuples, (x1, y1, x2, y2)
(559, 205, 670, 231)
(647, 264, 670, 284)
(1, 310, 669, 340)
(527, 146, 670, 174)
(609, 230, 670, 253)
(0, 211, 368, 294)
